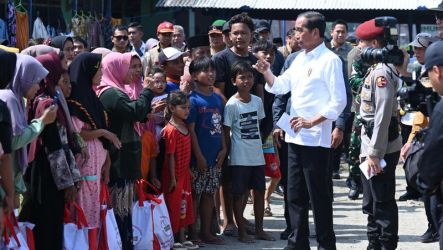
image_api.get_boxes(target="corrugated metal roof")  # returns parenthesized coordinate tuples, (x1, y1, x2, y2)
(156, 0, 442, 10)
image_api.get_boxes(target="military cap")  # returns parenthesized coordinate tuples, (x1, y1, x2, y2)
(355, 19, 384, 40)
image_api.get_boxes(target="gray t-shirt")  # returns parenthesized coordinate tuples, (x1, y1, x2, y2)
(224, 94, 265, 166)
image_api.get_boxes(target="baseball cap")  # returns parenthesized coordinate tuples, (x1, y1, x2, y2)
(409, 33, 439, 48)
(425, 40, 443, 71)
(157, 21, 174, 33)
(222, 22, 230, 34)
(158, 47, 185, 65)
(208, 20, 226, 35)
(355, 19, 384, 40)
(255, 20, 270, 33)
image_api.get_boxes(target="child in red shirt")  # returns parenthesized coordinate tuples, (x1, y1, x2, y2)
(161, 91, 197, 249)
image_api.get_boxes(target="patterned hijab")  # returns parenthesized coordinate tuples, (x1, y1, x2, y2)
(0, 54, 48, 172)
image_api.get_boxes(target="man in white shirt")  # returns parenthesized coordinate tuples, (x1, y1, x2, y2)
(128, 22, 145, 57)
(254, 11, 346, 250)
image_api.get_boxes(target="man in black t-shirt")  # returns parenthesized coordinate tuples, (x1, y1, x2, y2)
(212, 13, 265, 102)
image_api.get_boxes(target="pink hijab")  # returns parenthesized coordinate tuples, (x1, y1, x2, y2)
(96, 52, 144, 135)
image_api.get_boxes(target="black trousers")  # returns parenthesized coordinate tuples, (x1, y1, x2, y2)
(278, 140, 291, 231)
(286, 144, 336, 250)
(361, 151, 400, 250)
(424, 193, 441, 234)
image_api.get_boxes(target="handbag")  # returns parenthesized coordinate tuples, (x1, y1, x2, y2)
(98, 182, 122, 250)
(63, 203, 94, 250)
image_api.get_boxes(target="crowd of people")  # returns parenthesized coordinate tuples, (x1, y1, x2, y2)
(0, 2, 443, 250)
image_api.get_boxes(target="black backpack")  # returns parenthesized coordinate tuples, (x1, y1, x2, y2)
(403, 128, 428, 193)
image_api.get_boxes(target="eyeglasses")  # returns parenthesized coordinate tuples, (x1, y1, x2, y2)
(113, 35, 128, 41)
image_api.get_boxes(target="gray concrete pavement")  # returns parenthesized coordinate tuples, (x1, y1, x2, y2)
(205, 166, 438, 250)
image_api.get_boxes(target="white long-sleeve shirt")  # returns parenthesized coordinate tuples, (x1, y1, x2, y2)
(265, 42, 347, 148)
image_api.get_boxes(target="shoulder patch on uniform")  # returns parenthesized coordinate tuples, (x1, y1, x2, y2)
(376, 76, 387, 87)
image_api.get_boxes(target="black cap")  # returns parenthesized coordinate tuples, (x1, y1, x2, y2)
(222, 22, 230, 34)
(425, 40, 443, 71)
(187, 35, 210, 49)
(254, 20, 270, 33)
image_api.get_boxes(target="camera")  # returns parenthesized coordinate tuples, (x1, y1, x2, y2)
(360, 16, 404, 66)
(398, 77, 440, 116)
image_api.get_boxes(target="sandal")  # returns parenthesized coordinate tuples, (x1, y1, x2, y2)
(183, 240, 199, 249)
(264, 206, 273, 217)
(172, 242, 188, 250)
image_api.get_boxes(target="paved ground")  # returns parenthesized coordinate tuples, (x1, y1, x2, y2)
(205, 165, 438, 250)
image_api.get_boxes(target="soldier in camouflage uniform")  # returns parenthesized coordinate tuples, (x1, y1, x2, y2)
(346, 41, 371, 200)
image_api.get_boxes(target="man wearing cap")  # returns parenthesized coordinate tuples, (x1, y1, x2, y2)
(222, 22, 233, 48)
(172, 25, 186, 51)
(429, 1, 443, 38)
(398, 33, 440, 244)
(128, 22, 145, 57)
(357, 18, 403, 250)
(209, 20, 226, 55)
(418, 40, 443, 248)
(143, 21, 173, 76)
(397, 33, 439, 203)
(180, 35, 211, 93)
(158, 47, 185, 93)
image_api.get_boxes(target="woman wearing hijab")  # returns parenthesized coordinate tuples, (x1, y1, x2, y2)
(97, 52, 153, 249)
(68, 52, 121, 228)
(0, 54, 58, 208)
(50, 36, 75, 63)
(0, 50, 17, 228)
(25, 52, 82, 249)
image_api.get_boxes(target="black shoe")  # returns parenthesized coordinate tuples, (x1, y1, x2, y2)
(280, 228, 291, 240)
(348, 188, 360, 200)
(398, 191, 421, 201)
(332, 171, 340, 179)
(274, 185, 284, 196)
(421, 227, 439, 243)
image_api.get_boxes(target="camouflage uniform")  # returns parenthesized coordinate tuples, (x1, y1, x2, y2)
(348, 49, 370, 179)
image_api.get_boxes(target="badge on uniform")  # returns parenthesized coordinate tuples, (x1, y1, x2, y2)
(376, 76, 387, 87)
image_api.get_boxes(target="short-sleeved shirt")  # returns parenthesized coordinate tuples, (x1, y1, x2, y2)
(224, 94, 265, 166)
(162, 123, 191, 179)
(187, 91, 224, 166)
(165, 81, 180, 93)
(0, 101, 12, 154)
(212, 48, 265, 99)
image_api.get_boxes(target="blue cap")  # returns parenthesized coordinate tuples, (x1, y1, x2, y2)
(425, 40, 443, 71)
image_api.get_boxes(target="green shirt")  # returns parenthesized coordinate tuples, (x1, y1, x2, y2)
(99, 87, 153, 180)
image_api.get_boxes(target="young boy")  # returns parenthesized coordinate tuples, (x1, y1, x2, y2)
(158, 47, 185, 93)
(187, 56, 227, 245)
(223, 61, 275, 243)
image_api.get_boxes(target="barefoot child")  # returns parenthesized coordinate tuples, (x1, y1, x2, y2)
(187, 56, 226, 245)
(223, 61, 275, 243)
(161, 91, 198, 249)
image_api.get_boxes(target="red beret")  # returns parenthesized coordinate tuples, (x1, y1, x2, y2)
(355, 19, 384, 40)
